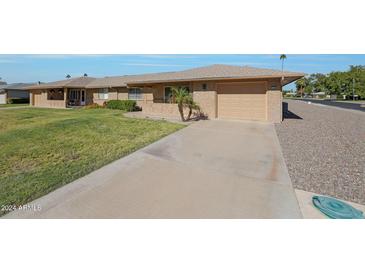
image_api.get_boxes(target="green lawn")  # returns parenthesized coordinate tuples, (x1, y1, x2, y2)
(0, 104, 30, 108)
(0, 108, 185, 215)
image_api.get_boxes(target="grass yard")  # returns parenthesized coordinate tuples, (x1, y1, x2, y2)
(0, 108, 185, 216)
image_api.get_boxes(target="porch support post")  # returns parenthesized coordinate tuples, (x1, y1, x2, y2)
(64, 87, 67, 108)
(29, 91, 33, 106)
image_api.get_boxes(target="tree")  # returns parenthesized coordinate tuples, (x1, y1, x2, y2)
(294, 65, 365, 99)
(170, 87, 200, 121)
(295, 78, 308, 97)
(171, 87, 189, 121)
(280, 54, 287, 85)
(185, 94, 201, 120)
(66, 74, 71, 78)
(280, 54, 287, 73)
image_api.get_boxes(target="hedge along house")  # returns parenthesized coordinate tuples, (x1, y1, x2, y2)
(26, 64, 304, 122)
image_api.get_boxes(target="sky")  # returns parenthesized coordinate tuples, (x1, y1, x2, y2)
(1, 54, 365, 89)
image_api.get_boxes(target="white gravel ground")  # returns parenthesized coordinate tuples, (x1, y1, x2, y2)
(275, 100, 365, 205)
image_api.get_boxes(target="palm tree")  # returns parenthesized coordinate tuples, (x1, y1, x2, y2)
(280, 54, 287, 84)
(170, 87, 201, 121)
(185, 94, 201, 120)
(66, 74, 71, 78)
(280, 54, 287, 72)
(171, 87, 189, 121)
(295, 78, 307, 98)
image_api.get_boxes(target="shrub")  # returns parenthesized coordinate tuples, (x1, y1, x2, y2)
(7, 98, 30, 104)
(84, 103, 104, 109)
(105, 100, 137, 111)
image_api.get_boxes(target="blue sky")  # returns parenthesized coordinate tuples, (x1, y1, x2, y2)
(1, 54, 364, 89)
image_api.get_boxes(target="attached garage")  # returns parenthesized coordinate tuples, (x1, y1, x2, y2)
(217, 82, 267, 121)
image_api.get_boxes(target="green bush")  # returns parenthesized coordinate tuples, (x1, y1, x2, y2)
(7, 98, 30, 104)
(105, 100, 137, 111)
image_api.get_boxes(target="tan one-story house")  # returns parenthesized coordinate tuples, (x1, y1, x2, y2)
(26, 64, 304, 123)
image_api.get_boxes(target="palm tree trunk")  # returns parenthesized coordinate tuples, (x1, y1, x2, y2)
(187, 107, 192, 120)
(178, 103, 185, 121)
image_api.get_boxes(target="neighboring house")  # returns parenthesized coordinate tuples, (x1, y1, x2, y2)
(312, 91, 325, 99)
(26, 64, 304, 122)
(0, 83, 34, 104)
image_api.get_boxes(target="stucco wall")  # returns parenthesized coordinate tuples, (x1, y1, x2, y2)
(91, 88, 119, 105)
(137, 101, 180, 117)
(193, 91, 217, 118)
(31, 90, 66, 108)
(90, 87, 153, 105)
(266, 90, 282, 123)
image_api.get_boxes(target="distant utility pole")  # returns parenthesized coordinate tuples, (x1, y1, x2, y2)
(353, 78, 355, 101)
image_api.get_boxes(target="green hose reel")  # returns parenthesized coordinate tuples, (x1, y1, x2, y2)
(312, 196, 364, 219)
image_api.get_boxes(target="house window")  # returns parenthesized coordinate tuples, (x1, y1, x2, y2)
(69, 89, 81, 100)
(98, 88, 109, 99)
(128, 88, 143, 100)
(202, 83, 207, 90)
(47, 88, 64, 100)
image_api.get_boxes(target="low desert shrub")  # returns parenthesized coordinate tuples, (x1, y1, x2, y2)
(105, 100, 137, 111)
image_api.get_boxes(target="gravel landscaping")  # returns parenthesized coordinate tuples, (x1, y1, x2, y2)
(275, 99, 365, 205)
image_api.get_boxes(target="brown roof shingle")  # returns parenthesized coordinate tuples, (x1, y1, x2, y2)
(125, 64, 305, 84)
(27, 77, 96, 90)
(26, 64, 305, 90)
(86, 64, 304, 87)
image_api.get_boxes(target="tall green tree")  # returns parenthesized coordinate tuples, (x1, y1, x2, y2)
(280, 54, 287, 73)
(295, 78, 308, 97)
(295, 65, 365, 98)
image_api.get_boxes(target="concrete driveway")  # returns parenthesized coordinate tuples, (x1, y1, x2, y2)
(6, 120, 302, 218)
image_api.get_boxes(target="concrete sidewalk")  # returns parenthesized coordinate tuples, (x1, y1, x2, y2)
(5, 120, 302, 218)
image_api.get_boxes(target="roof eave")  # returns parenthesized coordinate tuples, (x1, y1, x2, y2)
(282, 75, 305, 86)
(85, 84, 127, 89)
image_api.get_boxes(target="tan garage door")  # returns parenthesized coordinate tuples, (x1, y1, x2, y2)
(217, 82, 267, 121)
